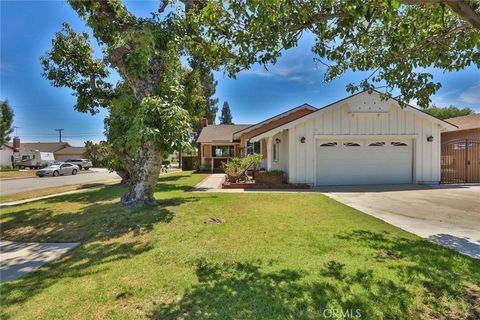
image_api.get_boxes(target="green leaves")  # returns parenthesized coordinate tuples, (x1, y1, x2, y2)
(128, 93, 191, 154)
(0, 100, 14, 146)
(41, 23, 112, 114)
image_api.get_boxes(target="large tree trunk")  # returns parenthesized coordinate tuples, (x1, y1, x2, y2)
(120, 141, 163, 209)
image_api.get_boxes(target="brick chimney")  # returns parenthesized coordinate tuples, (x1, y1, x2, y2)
(201, 118, 208, 127)
(13, 137, 20, 151)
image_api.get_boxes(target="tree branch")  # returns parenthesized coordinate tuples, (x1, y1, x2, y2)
(401, 0, 480, 28)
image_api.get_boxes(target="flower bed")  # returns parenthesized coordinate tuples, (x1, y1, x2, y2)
(222, 182, 310, 189)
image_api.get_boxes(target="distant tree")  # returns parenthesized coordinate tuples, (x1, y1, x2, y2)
(220, 101, 233, 125)
(185, 64, 219, 144)
(425, 105, 474, 120)
(0, 100, 14, 147)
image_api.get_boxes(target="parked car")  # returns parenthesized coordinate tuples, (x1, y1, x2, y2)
(65, 159, 92, 170)
(36, 163, 79, 177)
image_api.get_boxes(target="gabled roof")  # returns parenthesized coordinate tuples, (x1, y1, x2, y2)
(249, 90, 458, 141)
(445, 114, 480, 131)
(197, 124, 251, 143)
(54, 146, 86, 155)
(16, 142, 71, 153)
(233, 103, 316, 139)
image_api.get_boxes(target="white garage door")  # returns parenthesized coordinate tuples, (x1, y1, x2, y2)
(316, 140, 413, 185)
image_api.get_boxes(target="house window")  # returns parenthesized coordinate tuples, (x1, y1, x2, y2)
(368, 142, 385, 147)
(246, 141, 261, 155)
(320, 142, 337, 147)
(212, 145, 234, 157)
(273, 142, 279, 162)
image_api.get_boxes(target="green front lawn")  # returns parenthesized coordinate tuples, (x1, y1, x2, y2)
(1, 172, 479, 319)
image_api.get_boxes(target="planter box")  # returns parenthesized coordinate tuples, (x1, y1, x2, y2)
(255, 171, 284, 185)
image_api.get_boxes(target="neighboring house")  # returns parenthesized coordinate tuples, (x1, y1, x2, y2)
(197, 104, 316, 170)
(6, 138, 86, 162)
(442, 114, 480, 143)
(54, 146, 87, 161)
(440, 114, 480, 183)
(197, 90, 456, 185)
(0, 144, 14, 167)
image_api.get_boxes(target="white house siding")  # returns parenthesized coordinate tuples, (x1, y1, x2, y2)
(286, 92, 443, 185)
(0, 147, 13, 167)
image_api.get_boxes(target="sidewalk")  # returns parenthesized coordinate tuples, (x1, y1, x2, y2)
(0, 240, 80, 282)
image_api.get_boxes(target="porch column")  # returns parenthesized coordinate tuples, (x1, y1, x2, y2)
(266, 136, 272, 170)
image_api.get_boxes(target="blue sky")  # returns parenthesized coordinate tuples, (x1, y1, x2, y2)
(1, 1, 479, 146)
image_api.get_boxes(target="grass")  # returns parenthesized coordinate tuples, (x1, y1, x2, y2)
(0, 170, 37, 180)
(0, 180, 120, 203)
(1, 171, 479, 319)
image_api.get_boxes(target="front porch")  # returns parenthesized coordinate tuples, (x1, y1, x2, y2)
(200, 143, 241, 172)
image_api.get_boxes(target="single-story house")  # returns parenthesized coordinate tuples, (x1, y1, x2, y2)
(440, 114, 479, 183)
(6, 138, 86, 162)
(54, 146, 87, 161)
(197, 104, 316, 169)
(442, 114, 480, 143)
(0, 144, 14, 167)
(197, 90, 457, 185)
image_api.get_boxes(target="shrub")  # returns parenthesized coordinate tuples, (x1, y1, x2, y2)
(224, 154, 263, 183)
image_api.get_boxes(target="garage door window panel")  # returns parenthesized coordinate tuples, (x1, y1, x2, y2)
(343, 142, 361, 147)
(368, 142, 386, 147)
(319, 142, 337, 147)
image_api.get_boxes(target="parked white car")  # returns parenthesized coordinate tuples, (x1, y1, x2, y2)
(65, 159, 93, 170)
(36, 163, 79, 177)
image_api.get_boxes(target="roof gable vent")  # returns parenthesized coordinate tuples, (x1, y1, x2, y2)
(348, 96, 390, 114)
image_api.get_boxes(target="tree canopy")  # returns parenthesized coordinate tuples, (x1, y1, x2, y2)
(201, 0, 479, 107)
(41, 0, 479, 208)
(220, 101, 233, 124)
(0, 100, 14, 147)
(425, 105, 475, 120)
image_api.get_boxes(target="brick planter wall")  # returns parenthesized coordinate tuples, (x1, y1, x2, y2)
(255, 171, 284, 185)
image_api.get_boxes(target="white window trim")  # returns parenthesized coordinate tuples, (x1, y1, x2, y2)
(272, 142, 279, 162)
(245, 140, 262, 155)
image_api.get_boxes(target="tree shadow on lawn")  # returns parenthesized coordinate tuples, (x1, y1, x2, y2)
(1, 196, 199, 243)
(0, 239, 153, 311)
(151, 231, 480, 320)
(40, 173, 195, 206)
(151, 258, 416, 320)
(336, 230, 480, 318)
(0, 195, 200, 317)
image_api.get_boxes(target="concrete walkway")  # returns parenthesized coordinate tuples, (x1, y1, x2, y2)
(0, 240, 80, 282)
(190, 174, 227, 192)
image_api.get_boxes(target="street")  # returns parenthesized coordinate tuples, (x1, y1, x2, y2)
(0, 168, 120, 195)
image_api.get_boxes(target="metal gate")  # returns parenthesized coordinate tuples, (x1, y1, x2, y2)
(441, 139, 480, 183)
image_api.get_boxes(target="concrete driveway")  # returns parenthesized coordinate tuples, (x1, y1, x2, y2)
(0, 168, 119, 195)
(319, 184, 480, 259)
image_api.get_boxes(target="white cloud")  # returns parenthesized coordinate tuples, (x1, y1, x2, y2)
(242, 63, 322, 84)
(459, 83, 480, 104)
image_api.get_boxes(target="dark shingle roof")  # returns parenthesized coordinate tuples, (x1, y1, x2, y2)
(197, 124, 251, 143)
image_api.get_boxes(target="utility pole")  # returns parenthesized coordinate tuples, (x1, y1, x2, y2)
(55, 129, 64, 142)
(13, 126, 20, 136)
